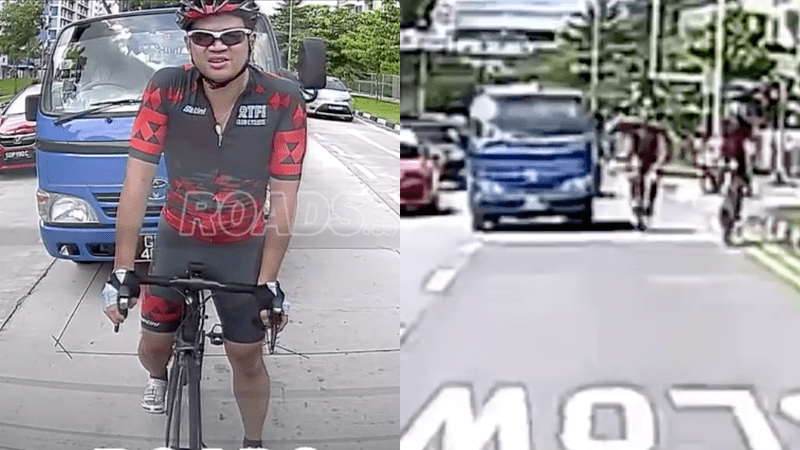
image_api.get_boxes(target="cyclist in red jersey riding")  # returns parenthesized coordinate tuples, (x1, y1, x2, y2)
(629, 107, 672, 224)
(100, 1, 307, 447)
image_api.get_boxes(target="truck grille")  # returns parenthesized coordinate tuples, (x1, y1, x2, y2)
(0, 133, 35, 148)
(93, 192, 162, 218)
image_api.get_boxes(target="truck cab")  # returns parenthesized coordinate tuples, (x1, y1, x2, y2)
(462, 84, 598, 231)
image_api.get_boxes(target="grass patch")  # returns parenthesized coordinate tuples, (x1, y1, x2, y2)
(353, 96, 400, 124)
(0, 78, 36, 98)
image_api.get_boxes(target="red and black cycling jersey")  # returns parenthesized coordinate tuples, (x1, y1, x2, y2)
(128, 64, 307, 243)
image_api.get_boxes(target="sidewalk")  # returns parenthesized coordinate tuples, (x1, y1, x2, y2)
(0, 139, 399, 450)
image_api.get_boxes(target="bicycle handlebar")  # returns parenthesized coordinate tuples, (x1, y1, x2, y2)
(138, 275, 259, 295)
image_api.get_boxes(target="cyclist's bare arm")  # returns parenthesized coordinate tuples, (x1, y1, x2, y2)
(258, 179, 300, 284)
(115, 73, 169, 270)
(115, 158, 158, 270)
(260, 86, 307, 284)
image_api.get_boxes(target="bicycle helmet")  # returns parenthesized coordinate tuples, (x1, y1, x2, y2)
(177, 0, 260, 90)
(177, 0, 259, 31)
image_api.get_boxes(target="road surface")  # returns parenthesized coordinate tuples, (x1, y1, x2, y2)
(401, 169, 800, 450)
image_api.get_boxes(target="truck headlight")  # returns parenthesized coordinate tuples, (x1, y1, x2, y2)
(37, 189, 99, 224)
(476, 180, 504, 195)
(559, 175, 593, 192)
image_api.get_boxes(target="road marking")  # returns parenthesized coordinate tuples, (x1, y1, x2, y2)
(745, 245, 800, 292)
(476, 230, 720, 245)
(424, 268, 457, 293)
(458, 240, 482, 255)
(646, 274, 744, 284)
(391, 191, 400, 205)
(760, 244, 800, 274)
(347, 129, 398, 157)
(353, 162, 377, 180)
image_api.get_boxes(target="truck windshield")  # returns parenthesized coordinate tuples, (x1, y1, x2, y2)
(490, 95, 592, 135)
(41, 11, 278, 116)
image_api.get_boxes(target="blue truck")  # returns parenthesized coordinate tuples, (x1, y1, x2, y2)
(460, 84, 599, 231)
(26, 7, 325, 263)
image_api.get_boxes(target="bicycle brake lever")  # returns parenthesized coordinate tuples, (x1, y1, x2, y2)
(115, 297, 129, 334)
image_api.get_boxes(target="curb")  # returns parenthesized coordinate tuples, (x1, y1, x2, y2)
(354, 110, 401, 133)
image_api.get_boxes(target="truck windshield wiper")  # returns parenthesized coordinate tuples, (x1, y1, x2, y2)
(54, 98, 142, 125)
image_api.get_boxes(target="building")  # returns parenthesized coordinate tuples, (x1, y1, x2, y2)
(338, 0, 384, 12)
(441, 0, 585, 58)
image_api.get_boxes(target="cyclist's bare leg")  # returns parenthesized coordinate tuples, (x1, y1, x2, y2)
(138, 330, 174, 379)
(224, 340, 269, 441)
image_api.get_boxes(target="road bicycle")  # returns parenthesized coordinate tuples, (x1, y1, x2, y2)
(116, 262, 284, 450)
(627, 157, 658, 231)
(719, 161, 750, 246)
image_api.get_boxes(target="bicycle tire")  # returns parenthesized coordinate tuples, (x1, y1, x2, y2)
(188, 348, 203, 449)
(165, 352, 187, 450)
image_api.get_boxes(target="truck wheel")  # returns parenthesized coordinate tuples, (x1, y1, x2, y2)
(578, 201, 593, 226)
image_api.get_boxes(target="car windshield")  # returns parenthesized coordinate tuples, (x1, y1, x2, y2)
(410, 123, 454, 144)
(326, 78, 347, 91)
(4, 86, 40, 116)
(401, 143, 420, 158)
(42, 11, 278, 115)
(490, 94, 592, 135)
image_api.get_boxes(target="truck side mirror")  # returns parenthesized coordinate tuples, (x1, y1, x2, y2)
(25, 94, 39, 122)
(296, 38, 326, 90)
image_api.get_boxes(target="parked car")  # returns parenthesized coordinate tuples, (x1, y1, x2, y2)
(401, 128, 441, 213)
(0, 83, 40, 172)
(405, 115, 467, 188)
(306, 76, 354, 121)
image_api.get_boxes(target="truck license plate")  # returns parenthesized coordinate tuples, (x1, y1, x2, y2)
(135, 234, 156, 262)
(523, 195, 546, 211)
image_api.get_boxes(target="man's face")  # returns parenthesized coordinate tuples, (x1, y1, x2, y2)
(186, 14, 254, 83)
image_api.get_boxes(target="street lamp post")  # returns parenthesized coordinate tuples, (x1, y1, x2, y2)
(288, 0, 294, 69)
(590, 0, 600, 113)
(712, 0, 724, 141)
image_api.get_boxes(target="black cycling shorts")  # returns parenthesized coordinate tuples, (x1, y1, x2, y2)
(139, 219, 266, 344)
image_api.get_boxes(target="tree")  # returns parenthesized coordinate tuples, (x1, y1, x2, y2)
(685, 5, 776, 81)
(340, 0, 399, 76)
(401, 0, 435, 28)
(0, 0, 45, 86)
(540, 0, 648, 115)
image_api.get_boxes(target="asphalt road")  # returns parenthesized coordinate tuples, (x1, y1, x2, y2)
(401, 170, 800, 450)
(0, 116, 399, 450)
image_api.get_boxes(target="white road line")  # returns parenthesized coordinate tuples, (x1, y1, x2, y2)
(391, 192, 400, 205)
(745, 246, 800, 291)
(347, 129, 398, 157)
(760, 244, 800, 274)
(477, 231, 720, 245)
(458, 240, 482, 255)
(424, 268, 457, 293)
(353, 162, 377, 180)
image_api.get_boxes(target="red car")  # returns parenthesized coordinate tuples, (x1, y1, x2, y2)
(0, 83, 40, 172)
(401, 129, 441, 213)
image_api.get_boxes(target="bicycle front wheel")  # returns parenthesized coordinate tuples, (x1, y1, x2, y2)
(165, 352, 187, 449)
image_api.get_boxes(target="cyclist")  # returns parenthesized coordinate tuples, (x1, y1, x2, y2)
(628, 108, 672, 225)
(100, 1, 306, 448)
(720, 104, 758, 221)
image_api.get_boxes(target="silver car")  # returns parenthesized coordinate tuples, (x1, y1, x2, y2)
(307, 77, 354, 121)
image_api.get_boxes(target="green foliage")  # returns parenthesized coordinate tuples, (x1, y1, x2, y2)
(0, 0, 45, 73)
(271, 0, 399, 80)
(685, 6, 776, 80)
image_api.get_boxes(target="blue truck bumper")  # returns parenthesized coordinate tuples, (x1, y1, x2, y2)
(470, 191, 593, 219)
(40, 222, 159, 262)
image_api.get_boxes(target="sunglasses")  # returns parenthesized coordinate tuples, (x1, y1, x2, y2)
(187, 28, 252, 47)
